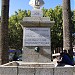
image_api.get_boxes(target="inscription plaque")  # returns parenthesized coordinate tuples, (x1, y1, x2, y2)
(31, 9, 43, 17)
(23, 27, 51, 46)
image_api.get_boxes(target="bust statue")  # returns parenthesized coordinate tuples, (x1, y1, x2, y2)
(29, 0, 44, 9)
(35, 0, 40, 6)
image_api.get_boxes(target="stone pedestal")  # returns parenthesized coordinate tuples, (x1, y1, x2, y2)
(20, 1, 55, 74)
(20, 17, 54, 63)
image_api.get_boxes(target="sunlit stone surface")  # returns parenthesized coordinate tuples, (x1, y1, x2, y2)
(29, 0, 44, 9)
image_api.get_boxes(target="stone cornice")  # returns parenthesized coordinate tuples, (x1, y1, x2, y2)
(20, 17, 55, 27)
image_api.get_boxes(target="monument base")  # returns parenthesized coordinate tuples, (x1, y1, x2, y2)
(18, 62, 54, 68)
(22, 46, 51, 63)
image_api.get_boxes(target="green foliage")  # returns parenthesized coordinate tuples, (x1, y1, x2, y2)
(9, 6, 75, 50)
(42, 6, 63, 48)
(51, 6, 63, 47)
(72, 10, 75, 33)
(42, 7, 48, 17)
(9, 9, 31, 49)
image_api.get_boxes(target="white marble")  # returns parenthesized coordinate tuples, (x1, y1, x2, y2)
(31, 9, 43, 17)
(29, 0, 44, 9)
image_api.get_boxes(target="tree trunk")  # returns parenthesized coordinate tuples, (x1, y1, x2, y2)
(0, 0, 9, 64)
(63, 0, 73, 57)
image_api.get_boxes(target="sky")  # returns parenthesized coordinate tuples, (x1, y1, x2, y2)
(0, 0, 75, 16)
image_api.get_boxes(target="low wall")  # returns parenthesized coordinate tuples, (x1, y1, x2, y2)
(0, 66, 75, 75)
(54, 67, 75, 75)
(0, 66, 17, 75)
(0, 62, 75, 75)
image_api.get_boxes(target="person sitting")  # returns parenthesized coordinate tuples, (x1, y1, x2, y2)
(57, 50, 74, 66)
(13, 52, 18, 61)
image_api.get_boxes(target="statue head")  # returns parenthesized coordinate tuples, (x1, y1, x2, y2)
(29, 0, 44, 9)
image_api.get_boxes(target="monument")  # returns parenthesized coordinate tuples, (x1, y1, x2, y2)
(20, 0, 55, 74)
(0, 1, 74, 75)
(20, 0, 55, 63)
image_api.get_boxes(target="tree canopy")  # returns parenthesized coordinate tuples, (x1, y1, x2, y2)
(8, 6, 75, 50)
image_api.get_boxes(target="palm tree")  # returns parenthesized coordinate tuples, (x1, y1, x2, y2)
(0, 0, 9, 64)
(63, 0, 73, 57)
